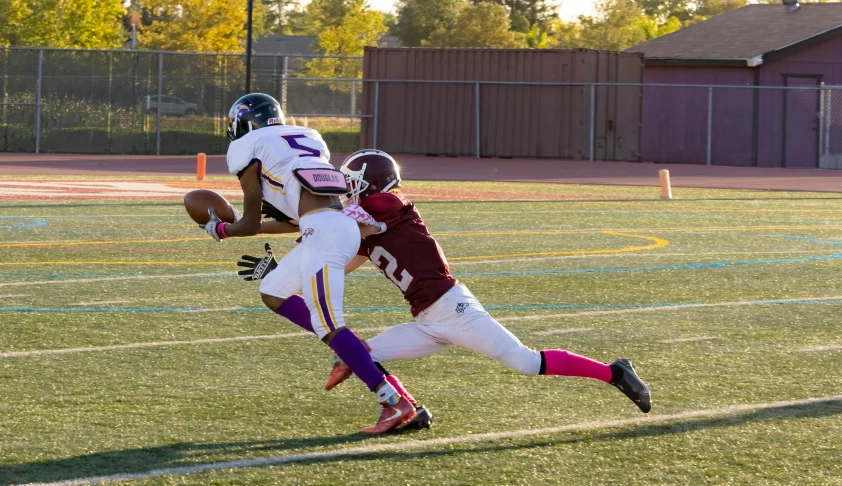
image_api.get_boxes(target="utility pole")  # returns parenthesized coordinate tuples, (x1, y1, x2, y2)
(246, 0, 254, 92)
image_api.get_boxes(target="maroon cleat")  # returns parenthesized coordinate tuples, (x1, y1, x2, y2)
(325, 357, 352, 391)
(361, 397, 417, 434)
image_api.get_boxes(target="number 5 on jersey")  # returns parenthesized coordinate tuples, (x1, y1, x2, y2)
(281, 134, 322, 158)
(370, 246, 414, 292)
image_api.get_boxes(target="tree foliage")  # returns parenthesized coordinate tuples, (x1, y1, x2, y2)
(305, 0, 386, 85)
(428, 2, 527, 48)
(0, 0, 125, 48)
(391, 0, 464, 47)
(138, 0, 263, 53)
(473, 0, 558, 31)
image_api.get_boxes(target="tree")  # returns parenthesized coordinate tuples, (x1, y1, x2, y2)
(576, 0, 650, 51)
(391, 0, 464, 47)
(474, 0, 558, 31)
(261, 0, 303, 35)
(300, 0, 357, 34)
(428, 2, 527, 48)
(0, 0, 125, 48)
(547, 18, 584, 48)
(305, 0, 386, 83)
(138, 0, 263, 52)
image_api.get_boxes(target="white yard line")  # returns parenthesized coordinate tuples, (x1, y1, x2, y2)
(0, 333, 309, 358)
(71, 300, 130, 306)
(660, 336, 718, 344)
(0, 327, 389, 359)
(534, 328, 594, 336)
(797, 345, 842, 352)
(25, 394, 842, 486)
(497, 295, 842, 322)
(0, 273, 231, 288)
(0, 294, 29, 299)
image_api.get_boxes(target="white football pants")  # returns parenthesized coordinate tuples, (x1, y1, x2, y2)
(367, 284, 543, 375)
(259, 209, 359, 339)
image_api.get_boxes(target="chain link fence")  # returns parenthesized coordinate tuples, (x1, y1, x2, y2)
(3, 46, 842, 167)
(0, 47, 364, 155)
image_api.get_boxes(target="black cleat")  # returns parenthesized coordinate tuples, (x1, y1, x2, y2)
(609, 358, 651, 413)
(397, 405, 433, 430)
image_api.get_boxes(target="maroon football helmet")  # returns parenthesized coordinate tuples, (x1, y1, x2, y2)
(340, 150, 402, 203)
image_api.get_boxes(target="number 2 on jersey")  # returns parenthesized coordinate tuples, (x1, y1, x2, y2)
(281, 134, 321, 158)
(370, 246, 414, 292)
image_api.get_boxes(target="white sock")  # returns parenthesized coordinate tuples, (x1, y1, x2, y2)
(375, 383, 400, 404)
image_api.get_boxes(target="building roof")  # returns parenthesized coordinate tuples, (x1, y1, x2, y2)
(253, 35, 401, 55)
(627, 3, 842, 67)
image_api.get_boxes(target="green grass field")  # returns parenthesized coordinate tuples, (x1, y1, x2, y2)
(2, 179, 842, 485)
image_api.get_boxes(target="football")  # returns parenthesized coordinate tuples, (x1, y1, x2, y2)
(183, 189, 237, 225)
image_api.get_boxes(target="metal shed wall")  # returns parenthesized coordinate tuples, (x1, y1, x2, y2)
(360, 48, 644, 160)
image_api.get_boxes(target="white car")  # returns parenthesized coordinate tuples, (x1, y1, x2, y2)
(143, 95, 198, 116)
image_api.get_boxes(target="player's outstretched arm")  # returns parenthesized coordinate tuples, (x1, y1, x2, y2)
(223, 163, 263, 237)
(345, 254, 368, 275)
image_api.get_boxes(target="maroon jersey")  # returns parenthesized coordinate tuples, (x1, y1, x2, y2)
(358, 192, 458, 316)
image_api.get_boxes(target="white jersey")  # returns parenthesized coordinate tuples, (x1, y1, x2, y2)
(226, 124, 332, 221)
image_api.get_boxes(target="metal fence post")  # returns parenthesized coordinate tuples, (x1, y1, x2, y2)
(706, 86, 713, 166)
(350, 79, 356, 129)
(589, 84, 595, 161)
(156, 52, 163, 156)
(281, 56, 288, 114)
(819, 84, 826, 160)
(35, 49, 43, 153)
(475, 82, 480, 158)
(373, 81, 379, 150)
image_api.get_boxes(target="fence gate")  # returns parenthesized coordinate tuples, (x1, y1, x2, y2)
(0, 49, 42, 153)
(819, 86, 842, 169)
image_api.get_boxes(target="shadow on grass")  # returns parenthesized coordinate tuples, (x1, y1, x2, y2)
(3, 399, 841, 485)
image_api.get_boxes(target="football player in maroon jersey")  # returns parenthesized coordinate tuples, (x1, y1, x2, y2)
(331, 150, 651, 414)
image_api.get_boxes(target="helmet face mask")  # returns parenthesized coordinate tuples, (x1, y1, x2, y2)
(226, 93, 285, 141)
(340, 150, 401, 204)
(343, 162, 370, 204)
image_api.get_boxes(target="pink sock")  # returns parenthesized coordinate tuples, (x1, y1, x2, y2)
(542, 350, 612, 383)
(385, 374, 417, 406)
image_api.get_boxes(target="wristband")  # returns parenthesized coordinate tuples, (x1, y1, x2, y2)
(217, 222, 229, 239)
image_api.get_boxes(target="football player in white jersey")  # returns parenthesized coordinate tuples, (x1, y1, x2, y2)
(201, 93, 417, 434)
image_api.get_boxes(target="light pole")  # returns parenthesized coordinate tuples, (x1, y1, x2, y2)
(245, 0, 254, 92)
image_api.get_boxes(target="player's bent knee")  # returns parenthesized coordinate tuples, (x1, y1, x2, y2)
(496, 347, 542, 376)
(260, 292, 285, 312)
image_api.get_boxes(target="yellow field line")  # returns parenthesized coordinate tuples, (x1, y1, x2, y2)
(448, 232, 669, 261)
(3, 225, 841, 250)
(0, 235, 293, 248)
(0, 261, 235, 265)
(0, 231, 670, 266)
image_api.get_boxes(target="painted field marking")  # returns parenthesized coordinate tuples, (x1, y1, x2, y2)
(497, 295, 842, 322)
(797, 345, 842, 352)
(27, 394, 842, 486)
(451, 250, 830, 266)
(0, 327, 389, 359)
(0, 294, 29, 298)
(0, 273, 231, 288)
(71, 300, 130, 306)
(448, 232, 669, 261)
(534, 328, 594, 336)
(660, 336, 718, 344)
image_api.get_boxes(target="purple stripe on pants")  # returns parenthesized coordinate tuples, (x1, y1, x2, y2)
(315, 268, 336, 331)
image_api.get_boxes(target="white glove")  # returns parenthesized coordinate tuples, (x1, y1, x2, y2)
(229, 204, 242, 222)
(342, 203, 386, 234)
(203, 207, 226, 242)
